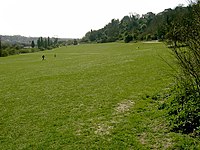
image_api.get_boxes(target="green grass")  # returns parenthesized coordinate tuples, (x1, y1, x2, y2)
(0, 42, 199, 149)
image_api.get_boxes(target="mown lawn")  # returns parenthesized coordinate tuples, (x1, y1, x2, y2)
(0, 42, 199, 149)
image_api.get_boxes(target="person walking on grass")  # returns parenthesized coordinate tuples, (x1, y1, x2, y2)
(42, 55, 45, 60)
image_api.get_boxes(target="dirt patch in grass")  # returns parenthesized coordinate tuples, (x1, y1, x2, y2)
(93, 100, 135, 136)
(139, 132, 147, 145)
(138, 132, 173, 149)
(114, 100, 135, 114)
(94, 123, 113, 136)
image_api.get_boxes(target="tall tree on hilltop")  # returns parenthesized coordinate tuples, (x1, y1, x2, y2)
(47, 37, 51, 46)
(44, 38, 48, 49)
(37, 37, 44, 49)
(40, 37, 44, 48)
(31, 40, 35, 48)
(37, 38, 41, 49)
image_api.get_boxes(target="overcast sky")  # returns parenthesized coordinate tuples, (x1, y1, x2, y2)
(0, 0, 189, 38)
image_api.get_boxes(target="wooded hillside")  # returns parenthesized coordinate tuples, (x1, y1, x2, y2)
(81, 5, 193, 44)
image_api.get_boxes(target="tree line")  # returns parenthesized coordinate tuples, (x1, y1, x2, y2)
(0, 36, 61, 57)
(81, 4, 194, 44)
(164, 1, 200, 136)
(36, 37, 58, 50)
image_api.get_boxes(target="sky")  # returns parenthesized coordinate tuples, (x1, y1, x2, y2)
(0, 0, 189, 38)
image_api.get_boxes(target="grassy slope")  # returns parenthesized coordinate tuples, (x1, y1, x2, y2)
(0, 43, 199, 149)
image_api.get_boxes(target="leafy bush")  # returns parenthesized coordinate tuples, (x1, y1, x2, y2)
(165, 2, 200, 136)
(167, 82, 200, 135)
(31, 48, 40, 53)
(124, 34, 133, 43)
(19, 49, 31, 54)
(1, 49, 9, 57)
(8, 48, 17, 55)
(146, 34, 151, 41)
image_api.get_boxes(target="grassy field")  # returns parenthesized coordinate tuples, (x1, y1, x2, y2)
(0, 42, 199, 149)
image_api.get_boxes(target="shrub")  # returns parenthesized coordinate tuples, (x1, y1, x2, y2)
(8, 48, 17, 55)
(166, 2, 200, 135)
(124, 34, 133, 43)
(19, 49, 30, 54)
(167, 82, 200, 135)
(146, 34, 151, 41)
(1, 49, 9, 57)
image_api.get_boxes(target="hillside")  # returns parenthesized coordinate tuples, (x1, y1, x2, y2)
(0, 35, 71, 44)
(0, 35, 38, 44)
(0, 43, 199, 149)
(81, 5, 191, 44)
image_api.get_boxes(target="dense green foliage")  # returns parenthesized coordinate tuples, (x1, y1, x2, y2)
(0, 43, 199, 149)
(0, 37, 62, 57)
(0, 42, 38, 57)
(165, 1, 200, 135)
(31, 40, 35, 48)
(37, 37, 58, 50)
(81, 5, 194, 43)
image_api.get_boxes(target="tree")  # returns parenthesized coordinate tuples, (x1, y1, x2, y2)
(47, 37, 51, 47)
(146, 34, 151, 41)
(37, 37, 46, 50)
(44, 38, 48, 49)
(124, 33, 133, 43)
(40, 37, 44, 48)
(89, 30, 96, 42)
(166, 2, 200, 134)
(81, 3, 193, 44)
(37, 38, 42, 49)
(73, 39, 78, 45)
(31, 40, 35, 48)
